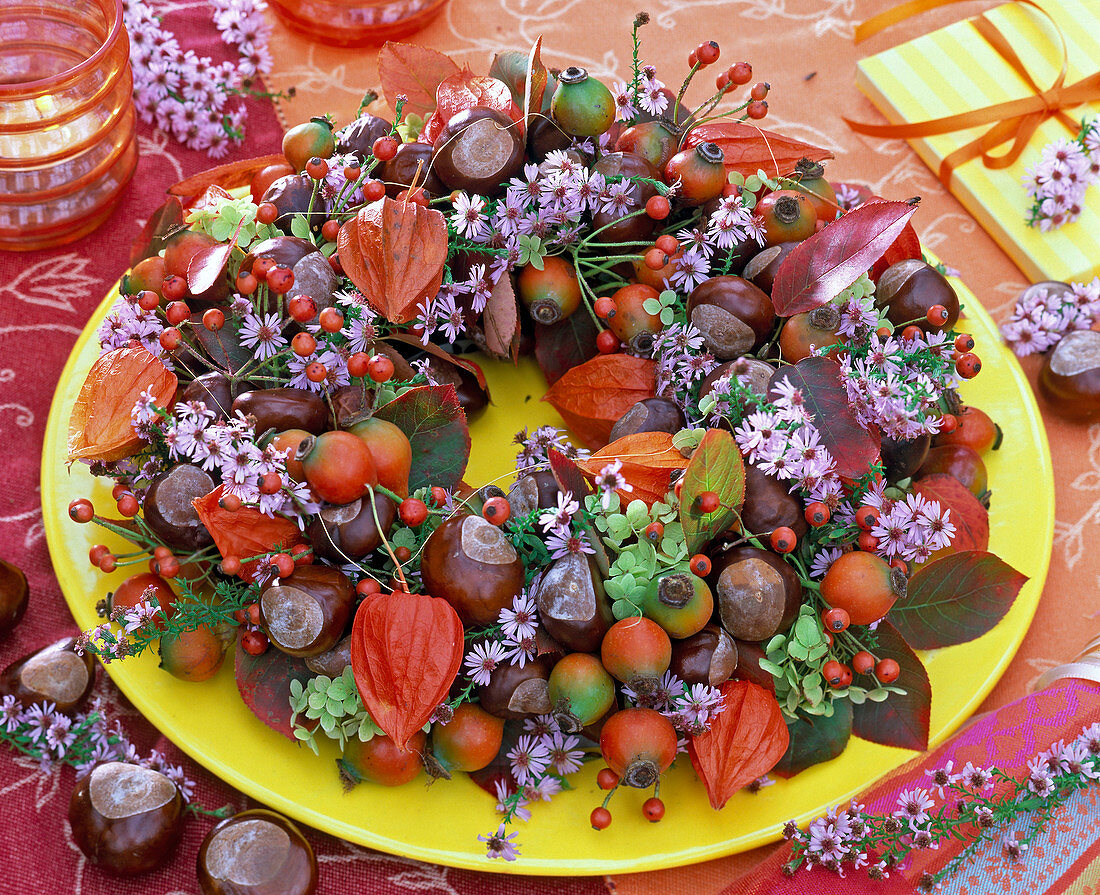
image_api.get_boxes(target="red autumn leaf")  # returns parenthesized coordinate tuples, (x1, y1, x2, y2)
(68, 346, 177, 463)
(889, 552, 1027, 650)
(483, 272, 520, 360)
(235, 636, 314, 740)
(337, 197, 448, 324)
(373, 384, 470, 491)
(548, 448, 593, 499)
(577, 432, 688, 507)
(850, 621, 931, 750)
(684, 122, 833, 179)
(912, 474, 989, 552)
(771, 200, 918, 316)
(129, 196, 185, 266)
(350, 591, 464, 750)
(534, 312, 600, 386)
(186, 241, 234, 297)
(421, 69, 523, 144)
(377, 41, 460, 118)
(191, 486, 305, 583)
(871, 216, 922, 281)
(768, 357, 880, 480)
(168, 152, 286, 205)
(542, 354, 657, 450)
(688, 680, 789, 809)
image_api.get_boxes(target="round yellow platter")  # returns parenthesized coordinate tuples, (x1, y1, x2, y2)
(41, 263, 1052, 875)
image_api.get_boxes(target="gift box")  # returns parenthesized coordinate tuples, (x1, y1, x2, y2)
(854, 0, 1100, 285)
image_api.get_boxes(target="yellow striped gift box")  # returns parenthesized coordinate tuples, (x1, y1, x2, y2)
(856, 0, 1100, 284)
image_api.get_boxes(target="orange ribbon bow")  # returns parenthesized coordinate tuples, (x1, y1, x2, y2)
(844, 0, 1100, 186)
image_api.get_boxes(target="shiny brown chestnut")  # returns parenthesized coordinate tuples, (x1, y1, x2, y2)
(0, 559, 28, 635)
(670, 624, 738, 687)
(232, 388, 328, 435)
(708, 545, 802, 641)
(197, 809, 317, 895)
(335, 113, 393, 157)
(260, 173, 328, 234)
(304, 635, 352, 677)
(741, 241, 800, 293)
(731, 638, 776, 692)
(507, 470, 561, 518)
(381, 142, 446, 199)
(527, 114, 572, 160)
(142, 463, 216, 552)
(609, 397, 685, 442)
(880, 433, 932, 482)
(686, 275, 775, 359)
(180, 372, 234, 420)
(532, 554, 613, 653)
(478, 654, 554, 719)
(589, 152, 661, 246)
(739, 462, 809, 539)
(875, 259, 960, 332)
(433, 107, 525, 197)
(0, 637, 95, 714)
(329, 384, 373, 428)
(420, 514, 526, 626)
(306, 494, 397, 561)
(69, 761, 184, 876)
(1038, 329, 1100, 419)
(259, 565, 354, 658)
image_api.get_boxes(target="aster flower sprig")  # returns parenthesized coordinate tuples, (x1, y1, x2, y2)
(77, 574, 258, 665)
(783, 722, 1100, 888)
(1024, 117, 1099, 231)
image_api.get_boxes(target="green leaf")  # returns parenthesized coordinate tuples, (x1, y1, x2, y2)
(642, 298, 662, 315)
(794, 615, 820, 647)
(889, 551, 1028, 649)
(660, 307, 675, 325)
(773, 701, 853, 776)
(612, 599, 635, 620)
(758, 658, 785, 678)
(850, 621, 930, 751)
(679, 429, 746, 554)
(374, 384, 470, 490)
(787, 640, 808, 661)
(617, 551, 637, 571)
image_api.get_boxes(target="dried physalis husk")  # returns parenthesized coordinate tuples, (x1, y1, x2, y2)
(0, 637, 95, 715)
(68, 761, 183, 876)
(1039, 329, 1100, 419)
(197, 809, 317, 895)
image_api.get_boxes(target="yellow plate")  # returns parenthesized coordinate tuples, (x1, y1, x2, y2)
(41, 268, 1052, 875)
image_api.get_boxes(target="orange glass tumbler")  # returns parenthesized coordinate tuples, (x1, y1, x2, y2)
(0, 0, 138, 251)
(268, 0, 449, 47)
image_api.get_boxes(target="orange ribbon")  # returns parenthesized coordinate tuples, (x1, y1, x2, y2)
(844, 0, 1100, 186)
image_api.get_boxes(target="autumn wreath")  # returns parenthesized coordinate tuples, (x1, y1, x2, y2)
(63, 17, 1026, 861)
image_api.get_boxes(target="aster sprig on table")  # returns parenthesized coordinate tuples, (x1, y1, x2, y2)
(783, 721, 1100, 886)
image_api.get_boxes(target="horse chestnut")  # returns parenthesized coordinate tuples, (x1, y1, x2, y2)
(306, 493, 397, 561)
(197, 810, 317, 895)
(259, 565, 354, 658)
(420, 514, 526, 625)
(232, 388, 328, 435)
(686, 275, 775, 359)
(609, 397, 685, 442)
(0, 637, 95, 715)
(707, 545, 801, 641)
(69, 761, 183, 876)
(532, 553, 613, 652)
(433, 107, 525, 197)
(876, 259, 960, 332)
(142, 464, 216, 552)
(1038, 329, 1100, 419)
(670, 624, 738, 687)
